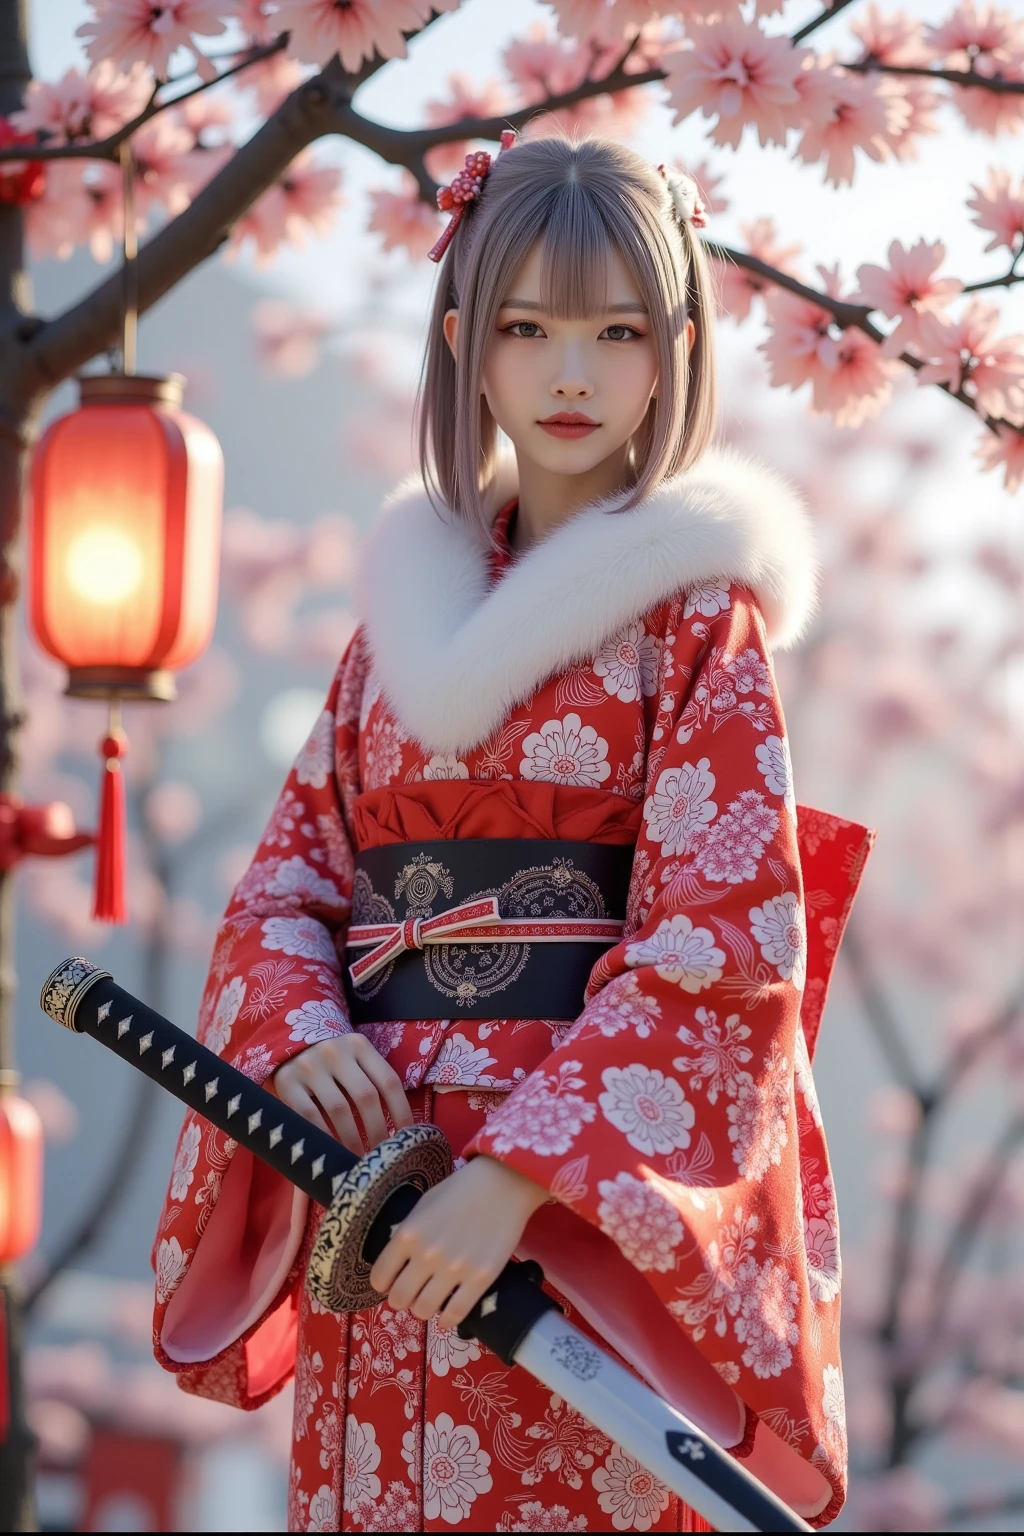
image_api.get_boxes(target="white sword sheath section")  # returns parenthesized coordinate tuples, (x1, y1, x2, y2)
(515, 1310, 814, 1535)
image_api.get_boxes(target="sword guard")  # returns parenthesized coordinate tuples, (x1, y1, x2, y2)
(306, 1123, 453, 1313)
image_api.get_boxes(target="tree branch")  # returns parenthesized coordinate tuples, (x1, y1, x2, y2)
(706, 239, 1024, 439)
(936, 972, 1024, 1100)
(924, 1112, 1024, 1351)
(845, 58, 1024, 94)
(337, 58, 667, 164)
(0, 37, 289, 163)
(839, 923, 926, 1096)
(792, 0, 863, 44)
(20, 73, 341, 397)
(962, 249, 1024, 294)
(946, 1490, 1024, 1526)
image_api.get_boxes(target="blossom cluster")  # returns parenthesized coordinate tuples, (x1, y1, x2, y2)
(9, 1, 1024, 488)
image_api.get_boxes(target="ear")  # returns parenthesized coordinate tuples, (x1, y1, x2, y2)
(443, 308, 459, 360)
(654, 319, 694, 399)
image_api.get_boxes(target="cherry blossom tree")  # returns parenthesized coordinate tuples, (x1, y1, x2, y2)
(2, 1, 1024, 1527)
(723, 390, 1023, 1528)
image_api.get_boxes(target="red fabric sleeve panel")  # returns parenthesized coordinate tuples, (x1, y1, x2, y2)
(468, 588, 853, 1527)
(151, 636, 365, 1407)
(795, 809, 875, 1061)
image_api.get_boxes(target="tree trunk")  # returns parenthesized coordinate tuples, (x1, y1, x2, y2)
(0, 1, 39, 1526)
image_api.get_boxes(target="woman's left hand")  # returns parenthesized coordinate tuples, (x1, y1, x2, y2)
(368, 1154, 549, 1330)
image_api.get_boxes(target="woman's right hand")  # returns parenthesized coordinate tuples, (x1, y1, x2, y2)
(271, 1034, 413, 1156)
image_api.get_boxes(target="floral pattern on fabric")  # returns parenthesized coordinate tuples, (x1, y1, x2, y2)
(152, 527, 873, 1527)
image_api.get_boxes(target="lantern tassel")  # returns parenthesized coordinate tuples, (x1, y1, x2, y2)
(93, 727, 128, 924)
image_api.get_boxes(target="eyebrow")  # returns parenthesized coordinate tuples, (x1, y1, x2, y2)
(499, 297, 649, 314)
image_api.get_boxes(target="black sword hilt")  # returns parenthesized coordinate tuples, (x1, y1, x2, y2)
(39, 958, 557, 1363)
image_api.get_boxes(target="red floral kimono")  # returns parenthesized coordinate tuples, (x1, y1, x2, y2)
(153, 450, 873, 1532)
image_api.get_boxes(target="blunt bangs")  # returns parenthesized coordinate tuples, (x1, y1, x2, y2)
(418, 135, 718, 534)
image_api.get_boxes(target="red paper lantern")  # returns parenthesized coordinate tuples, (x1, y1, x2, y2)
(0, 1094, 42, 1264)
(29, 374, 223, 920)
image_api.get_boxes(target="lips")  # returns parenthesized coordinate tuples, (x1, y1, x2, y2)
(538, 412, 599, 439)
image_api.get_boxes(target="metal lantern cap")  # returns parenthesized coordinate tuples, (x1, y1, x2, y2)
(77, 372, 186, 408)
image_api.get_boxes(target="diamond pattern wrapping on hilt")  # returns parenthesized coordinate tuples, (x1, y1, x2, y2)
(307, 1123, 453, 1314)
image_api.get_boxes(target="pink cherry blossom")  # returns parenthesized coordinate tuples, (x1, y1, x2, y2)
(237, 0, 275, 40)
(231, 151, 342, 265)
(130, 115, 197, 217)
(886, 78, 942, 159)
(13, 62, 151, 143)
(77, 1, 232, 82)
(924, 2, 1024, 61)
(367, 177, 440, 259)
(925, 3, 1024, 135)
(424, 73, 507, 180)
(25, 163, 93, 261)
(951, 60, 1024, 136)
(794, 67, 911, 186)
(26, 160, 125, 262)
(916, 301, 1024, 420)
(504, 28, 577, 101)
(855, 239, 962, 357)
(548, 0, 670, 44)
(975, 422, 1024, 490)
(761, 271, 899, 428)
(504, 25, 653, 140)
(241, 48, 306, 115)
(850, 5, 928, 65)
(252, 299, 328, 377)
(276, 0, 444, 72)
(967, 166, 1024, 252)
(717, 218, 802, 322)
(664, 18, 802, 149)
(174, 92, 233, 145)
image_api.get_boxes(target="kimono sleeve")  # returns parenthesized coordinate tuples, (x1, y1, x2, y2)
(151, 635, 367, 1409)
(469, 588, 844, 1525)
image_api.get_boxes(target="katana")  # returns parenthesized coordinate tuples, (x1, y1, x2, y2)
(40, 957, 812, 1535)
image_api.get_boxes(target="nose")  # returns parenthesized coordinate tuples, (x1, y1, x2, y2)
(551, 341, 594, 402)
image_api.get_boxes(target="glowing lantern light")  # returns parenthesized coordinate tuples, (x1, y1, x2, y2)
(0, 1095, 42, 1264)
(29, 374, 223, 920)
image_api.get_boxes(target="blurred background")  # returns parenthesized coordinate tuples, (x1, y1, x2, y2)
(9, 0, 1023, 1530)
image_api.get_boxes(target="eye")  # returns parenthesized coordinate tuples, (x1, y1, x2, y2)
(600, 323, 644, 342)
(503, 320, 546, 339)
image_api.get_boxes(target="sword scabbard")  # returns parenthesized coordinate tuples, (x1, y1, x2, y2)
(41, 957, 353, 1206)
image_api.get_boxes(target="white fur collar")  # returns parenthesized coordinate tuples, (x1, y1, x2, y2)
(356, 447, 818, 756)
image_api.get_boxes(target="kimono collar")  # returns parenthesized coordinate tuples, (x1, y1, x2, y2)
(355, 447, 819, 757)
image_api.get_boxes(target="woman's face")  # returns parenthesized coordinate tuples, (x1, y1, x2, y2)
(447, 242, 667, 481)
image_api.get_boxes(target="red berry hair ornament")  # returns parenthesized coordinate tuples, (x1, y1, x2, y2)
(428, 129, 517, 263)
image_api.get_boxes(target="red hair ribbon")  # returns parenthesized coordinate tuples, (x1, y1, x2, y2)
(428, 128, 517, 264)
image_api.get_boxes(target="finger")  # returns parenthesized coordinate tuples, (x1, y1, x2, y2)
(276, 1085, 333, 1139)
(307, 1070, 363, 1153)
(334, 1062, 389, 1149)
(356, 1046, 414, 1130)
(386, 1255, 433, 1315)
(436, 1274, 496, 1332)
(409, 1272, 459, 1323)
(369, 1229, 413, 1297)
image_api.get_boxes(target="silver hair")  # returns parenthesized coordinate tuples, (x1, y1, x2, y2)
(418, 134, 719, 536)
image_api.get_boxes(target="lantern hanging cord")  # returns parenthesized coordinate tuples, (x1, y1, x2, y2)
(120, 140, 137, 376)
